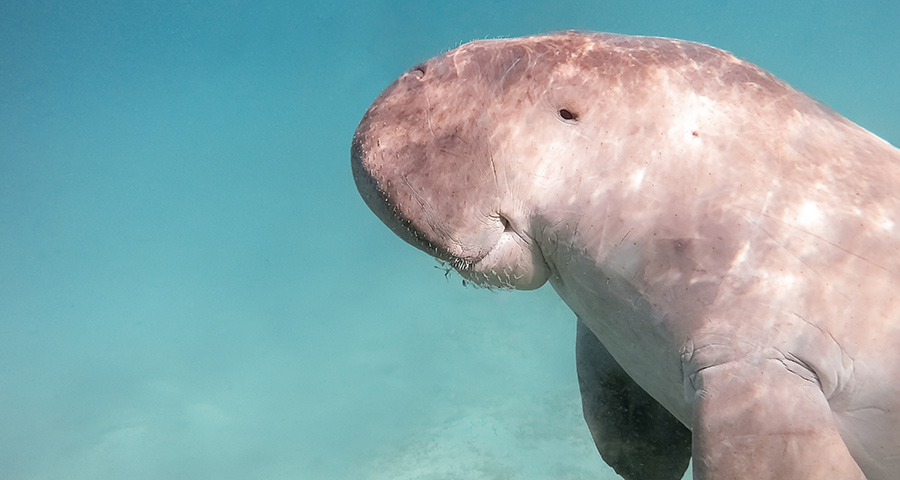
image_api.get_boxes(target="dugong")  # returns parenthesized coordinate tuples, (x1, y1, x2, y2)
(350, 31, 900, 479)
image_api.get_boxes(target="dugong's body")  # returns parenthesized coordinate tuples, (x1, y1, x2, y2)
(351, 31, 900, 479)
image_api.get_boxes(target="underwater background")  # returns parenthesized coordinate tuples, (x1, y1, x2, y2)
(1, 1, 898, 479)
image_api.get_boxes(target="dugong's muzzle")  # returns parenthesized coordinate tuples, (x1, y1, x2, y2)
(350, 56, 506, 266)
(350, 50, 551, 290)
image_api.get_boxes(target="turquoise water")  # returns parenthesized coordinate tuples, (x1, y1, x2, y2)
(1, 1, 897, 479)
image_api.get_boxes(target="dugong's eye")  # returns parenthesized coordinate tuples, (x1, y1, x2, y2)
(558, 108, 578, 122)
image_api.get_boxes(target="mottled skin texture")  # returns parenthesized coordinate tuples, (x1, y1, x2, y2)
(351, 31, 900, 479)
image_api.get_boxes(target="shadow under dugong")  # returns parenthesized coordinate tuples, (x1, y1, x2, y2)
(350, 31, 900, 480)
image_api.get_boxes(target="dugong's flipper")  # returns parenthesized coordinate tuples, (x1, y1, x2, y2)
(689, 356, 867, 479)
(576, 319, 691, 480)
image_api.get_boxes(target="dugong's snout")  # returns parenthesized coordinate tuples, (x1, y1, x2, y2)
(351, 48, 496, 247)
(350, 122, 442, 261)
(349, 65, 504, 267)
(350, 51, 552, 290)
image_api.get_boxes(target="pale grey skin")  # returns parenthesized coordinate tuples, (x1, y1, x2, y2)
(351, 31, 900, 479)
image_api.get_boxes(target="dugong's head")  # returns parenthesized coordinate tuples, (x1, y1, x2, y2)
(351, 37, 570, 290)
(351, 31, 779, 290)
(351, 32, 629, 290)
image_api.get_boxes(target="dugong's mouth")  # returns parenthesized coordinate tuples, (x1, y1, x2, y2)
(351, 130, 550, 290)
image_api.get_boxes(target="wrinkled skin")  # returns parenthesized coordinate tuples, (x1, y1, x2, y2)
(351, 31, 900, 479)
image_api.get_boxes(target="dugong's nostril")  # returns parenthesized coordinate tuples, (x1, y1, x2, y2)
(411, 64, 426, 79)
